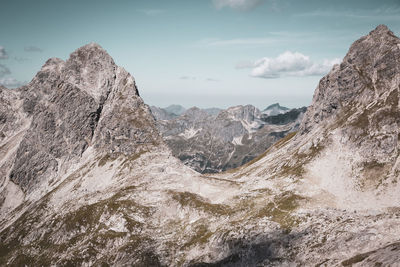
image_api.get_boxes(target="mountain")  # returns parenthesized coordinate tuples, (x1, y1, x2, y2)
(150, 105, 222, 121)
(155, 104, 305, 173)
(0, 42, 164, 220)
(203, 107, 222, 116)
(164, 104, 186, 116)
(262, 103, 290, 116)
(218, 24, 400, 263)
(1, 25, 400, 266)
(150, 105, 179, 120)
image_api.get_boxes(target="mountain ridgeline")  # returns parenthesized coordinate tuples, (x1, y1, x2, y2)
(151, 104, 306, 173)
(1, 25, 400, 266)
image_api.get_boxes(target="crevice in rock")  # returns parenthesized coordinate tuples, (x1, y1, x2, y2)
(89, 80, 114, 142)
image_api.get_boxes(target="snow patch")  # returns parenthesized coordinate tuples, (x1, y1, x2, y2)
(0, 181, 24, 220)
(179, 128, 199, 139)
(232, 136, 243, 146)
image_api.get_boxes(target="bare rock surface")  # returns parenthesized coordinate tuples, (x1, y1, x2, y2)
(3, 43, 161, 197)
(1, 25, 400, 266)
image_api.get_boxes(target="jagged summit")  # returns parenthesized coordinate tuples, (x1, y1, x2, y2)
(244, 24, 400, 207)
(1, 43, 161, 194)
(62, 43, 121, 103)
(300, 24, 400, 134)
(369, 24, 391, 36)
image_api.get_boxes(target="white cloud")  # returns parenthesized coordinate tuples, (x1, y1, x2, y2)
(245, 51, 341, 78)
(212, 0, 264, 10)
(0, 46, 8, 59)
(0, 77, 26, 88)
(0, 64, 11, 77)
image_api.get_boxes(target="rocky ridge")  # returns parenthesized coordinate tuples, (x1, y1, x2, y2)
(154, 104, 305, 173)
(0, 26, 400, 266)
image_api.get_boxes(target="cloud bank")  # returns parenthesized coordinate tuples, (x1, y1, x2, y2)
(212, 0, 264, 10)
(242, 51, 341, 78)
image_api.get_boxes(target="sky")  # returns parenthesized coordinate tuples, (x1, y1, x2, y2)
(0, 0, 399, 109)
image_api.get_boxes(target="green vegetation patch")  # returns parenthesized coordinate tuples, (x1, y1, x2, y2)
(273, 132, 297, 150)
(341, 251, 374, 266)
(170, 190, 232, 216)
(223, 132, 297, 177)
(182, 224, 214, 249)
(278, 143, 325, 178)
(0, 185, 152, 266)
(98, 153, 122, 167)
(254, 191, 306, 230)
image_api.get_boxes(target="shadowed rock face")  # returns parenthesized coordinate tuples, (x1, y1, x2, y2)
(5, 43, 161, 193)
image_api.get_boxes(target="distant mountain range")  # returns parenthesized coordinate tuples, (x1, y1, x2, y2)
(150, 104, 222, 120)
(151, 103, 306, 173)
(151, 103, 290, 122)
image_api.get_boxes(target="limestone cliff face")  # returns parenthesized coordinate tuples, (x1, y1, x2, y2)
(2, 43, 162, 196)
(301, 25, 400, 133)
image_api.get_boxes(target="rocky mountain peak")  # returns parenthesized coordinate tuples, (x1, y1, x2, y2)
(3, 43, 161, 193)
(164, 104, 186, 116)
(40, 57, 65, 72)
(224, 104, 260, 123)
(369, 24, 391, 36)
(264, 103, 282, 109)
(300, 24, 400, 134)
(262, 103, 289, 116)
(280, 24, 400, 199)
(61, 43, 119, 104)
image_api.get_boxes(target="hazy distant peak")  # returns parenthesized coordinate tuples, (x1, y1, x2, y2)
(262, 103, 289, 116)
(164, 104, 186, 115)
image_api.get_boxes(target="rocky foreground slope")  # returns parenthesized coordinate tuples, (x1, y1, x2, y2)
(153, 104, 305, 173)
(1, 25, 400, 266)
